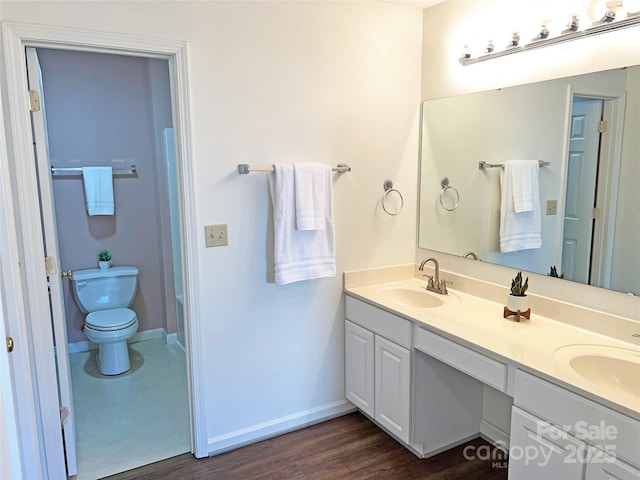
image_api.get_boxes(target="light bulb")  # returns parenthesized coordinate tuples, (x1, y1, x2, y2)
(586, 0, 616, 22)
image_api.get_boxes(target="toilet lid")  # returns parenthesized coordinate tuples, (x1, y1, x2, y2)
(86, 308, 137, 331)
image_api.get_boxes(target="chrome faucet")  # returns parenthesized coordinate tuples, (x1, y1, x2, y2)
(418, 257, 450, 295)
(463, 251, 479, 260)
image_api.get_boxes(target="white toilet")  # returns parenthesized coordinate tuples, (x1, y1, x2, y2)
(72, 266, 140, 375)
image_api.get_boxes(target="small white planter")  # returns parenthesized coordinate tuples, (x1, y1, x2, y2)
(99, 261, 111, 270)
(507, 294, 528, 313)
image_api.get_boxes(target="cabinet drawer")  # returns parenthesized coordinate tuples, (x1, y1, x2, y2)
(415, 327, 507, 391)
(515, 369, 640, 466)
(345, 296, 411, 348)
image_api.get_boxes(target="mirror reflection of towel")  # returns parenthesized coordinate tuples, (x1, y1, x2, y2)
(499, 160, 541, 252)
(82, 167, 114, 216)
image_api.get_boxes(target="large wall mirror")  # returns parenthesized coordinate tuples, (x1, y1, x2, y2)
(419, 66, 639, 296)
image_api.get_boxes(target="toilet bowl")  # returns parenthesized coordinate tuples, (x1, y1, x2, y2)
(84, 308, 139, 375)
(72, 266, 140, 375)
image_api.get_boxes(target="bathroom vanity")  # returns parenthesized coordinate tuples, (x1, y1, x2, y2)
(344, 265, 640, 479)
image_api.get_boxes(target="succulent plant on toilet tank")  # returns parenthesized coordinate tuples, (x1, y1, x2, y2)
(98, 248, 112, 270)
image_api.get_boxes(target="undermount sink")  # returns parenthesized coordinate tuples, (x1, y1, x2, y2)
(378, 287, 443, 309)
(554, 345, 640, 399)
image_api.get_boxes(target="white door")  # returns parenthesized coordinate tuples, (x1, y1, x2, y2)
(561, 98, 603, 283)
(26, 47, 77, 477)
(344, 320, 374, 417)
(374, 335, 410, 444)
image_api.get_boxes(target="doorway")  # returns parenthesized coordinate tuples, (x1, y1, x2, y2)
(1, 22, 206, 479)
(29, 47, 189, 478)
(561, 90, 626, 289)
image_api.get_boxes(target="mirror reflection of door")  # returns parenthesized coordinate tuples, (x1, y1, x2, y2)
(562, 97, 603, 284)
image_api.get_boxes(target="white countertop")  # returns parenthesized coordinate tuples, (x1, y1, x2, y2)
(345, 277, 640, 418)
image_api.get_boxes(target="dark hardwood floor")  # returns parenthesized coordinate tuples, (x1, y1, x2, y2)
(106, 412, 508, 479)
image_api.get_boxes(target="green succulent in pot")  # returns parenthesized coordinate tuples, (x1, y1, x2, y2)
(510, 271, 529, 297)
(98, 249, 112, 262)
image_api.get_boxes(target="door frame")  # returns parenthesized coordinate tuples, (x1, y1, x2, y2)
(556, 84, 626, 287)
(1, 21, 208, 476)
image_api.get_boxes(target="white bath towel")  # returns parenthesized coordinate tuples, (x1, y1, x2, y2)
(499, 160, 541, 253)
(82, 166, 114, 216)
(270, 164, 336, 285)
(294, 163, 330, 230)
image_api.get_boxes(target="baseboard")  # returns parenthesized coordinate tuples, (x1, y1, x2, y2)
(67, 328, 170, 353)
(164, 332, 178, 345)
(207, 400, 356, 456)
(480, 419, 510, 452)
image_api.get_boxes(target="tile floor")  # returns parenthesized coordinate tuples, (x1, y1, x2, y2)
(69, 338, 190, 479)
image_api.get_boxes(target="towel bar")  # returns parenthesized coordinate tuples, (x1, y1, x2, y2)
(237, 163, 351, 174)
(478, 160, 550, 170)
(51, 165, 137, 175)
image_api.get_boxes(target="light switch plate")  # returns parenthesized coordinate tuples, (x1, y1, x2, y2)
(546, 200, 557, 215)
(205, 224, 228, 247)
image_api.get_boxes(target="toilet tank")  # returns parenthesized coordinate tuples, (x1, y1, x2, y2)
(71, 266, 139, 313)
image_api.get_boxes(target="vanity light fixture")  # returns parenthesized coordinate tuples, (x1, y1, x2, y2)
(485, 41, 495, 54)
(532, 25, 551, 41)
(508, 32, 521, 47)
(459, 0, 640, 65)
(562, 15, 581, 34)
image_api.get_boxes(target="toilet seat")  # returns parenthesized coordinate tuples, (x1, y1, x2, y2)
(85, 307, 137, 332)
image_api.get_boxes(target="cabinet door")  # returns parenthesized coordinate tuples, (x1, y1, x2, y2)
(585, 447, 640, 480)
(375, 335, 410, 444)
(509, 407, 586, 480)
(345, 320, 374, 417)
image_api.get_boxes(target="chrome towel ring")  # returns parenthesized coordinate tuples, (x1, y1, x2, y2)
(382, 179, 404, 216)
(439, 177, 459, 211)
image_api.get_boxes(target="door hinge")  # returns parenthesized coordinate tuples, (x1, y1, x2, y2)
(6, 337, 14, 353)
(60, 406, 69, 425)
(29, 90, 41, 112)
(593, 207, 601, 219)
(599, 120, 607, 133)
(45, 256, 57, 277)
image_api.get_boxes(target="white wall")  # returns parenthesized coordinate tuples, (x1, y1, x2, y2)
(1, 0, 422, 455)
(419, 0, 640, 320)
(611, 67, 640, 295)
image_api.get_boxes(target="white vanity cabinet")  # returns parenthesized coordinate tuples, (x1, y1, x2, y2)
(512, 370, 640, 479)
(345, 297, 411, 444)
(508, 406, 587, 480)
(344, 283, 639, 478)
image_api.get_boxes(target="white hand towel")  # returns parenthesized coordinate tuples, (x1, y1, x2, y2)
(270, 164, 335, 285)
(82, 166, 114, 216)
(510, 160, 538, 213)
(294, 163, 330, 230)
(499, 160, 541, 253)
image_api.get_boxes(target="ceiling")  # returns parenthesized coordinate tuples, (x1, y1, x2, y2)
(379, 0, 446, 10)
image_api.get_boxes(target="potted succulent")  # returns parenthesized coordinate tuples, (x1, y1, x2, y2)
(98, 249, 112, 270)
(547, 265, 564, 279)
(507, 270, 529, 314)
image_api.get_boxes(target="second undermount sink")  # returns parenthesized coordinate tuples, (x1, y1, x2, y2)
(554, 345, 640, 399)
(378, 287, 443, 309)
